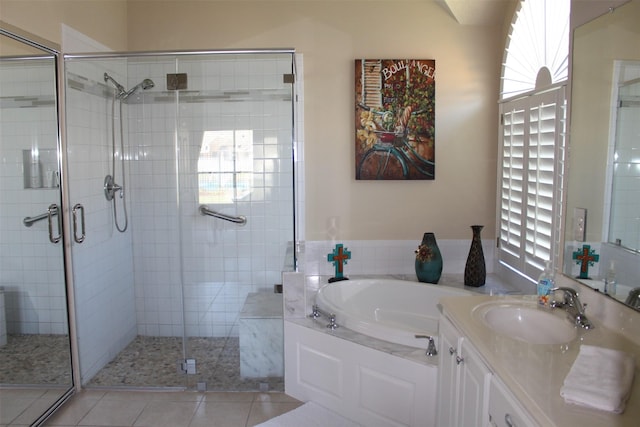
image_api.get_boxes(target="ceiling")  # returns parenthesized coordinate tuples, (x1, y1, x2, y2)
(436, 0, 517, 25)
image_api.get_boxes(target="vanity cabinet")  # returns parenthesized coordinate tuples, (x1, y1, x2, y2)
(438, 316, 491, 427)
(488, 376, 537, 427)
(439, 314, 537, 427)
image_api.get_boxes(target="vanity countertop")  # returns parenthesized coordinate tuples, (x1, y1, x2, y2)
(440, 294, 640, 427)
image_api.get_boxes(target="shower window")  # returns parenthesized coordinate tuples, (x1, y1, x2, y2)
(198, 130, 253, 204)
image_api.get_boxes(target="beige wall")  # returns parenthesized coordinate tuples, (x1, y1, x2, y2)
(128, 1, 503, 240)
(0, 0, 128, 50)
(2, 0, 506, 241)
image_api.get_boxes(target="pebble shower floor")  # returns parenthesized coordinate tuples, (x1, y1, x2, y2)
(0, 335, 283, 391)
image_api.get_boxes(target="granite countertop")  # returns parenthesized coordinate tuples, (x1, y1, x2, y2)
(440, 294, 640, 427)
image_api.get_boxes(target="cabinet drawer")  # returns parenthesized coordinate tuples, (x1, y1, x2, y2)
(488, 377, 536, 427)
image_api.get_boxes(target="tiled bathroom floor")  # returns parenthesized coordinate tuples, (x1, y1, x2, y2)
(0, 389, 303, 427)
(1, 334, 293, 425)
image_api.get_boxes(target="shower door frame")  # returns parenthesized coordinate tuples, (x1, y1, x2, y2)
(0, 20, 78, 424)
(63, 48, 301, 390)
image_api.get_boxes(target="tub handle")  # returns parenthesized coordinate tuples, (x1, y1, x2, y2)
(415, 334, 438, 357)
(310, 304, 339, 330)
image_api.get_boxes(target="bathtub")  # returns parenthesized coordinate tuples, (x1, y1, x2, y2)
(315, 278, 472, 349)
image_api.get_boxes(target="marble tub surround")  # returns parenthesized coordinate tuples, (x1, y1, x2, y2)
(440, 294, 640, 426)
(282, 271, 521, 323)
(286, 316, 434, 367)
(281, 274, 523, 378)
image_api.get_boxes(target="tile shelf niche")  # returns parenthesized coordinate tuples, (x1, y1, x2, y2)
(22, 148, 59, 189)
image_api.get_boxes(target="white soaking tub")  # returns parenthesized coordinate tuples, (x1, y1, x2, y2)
(315, 278, 472, 349)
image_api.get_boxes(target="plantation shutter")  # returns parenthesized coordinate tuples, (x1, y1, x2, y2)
(498, 86, 566, 280)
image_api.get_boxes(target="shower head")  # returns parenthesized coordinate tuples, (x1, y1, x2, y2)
(104, 73, 155, 101)
(122, 78, 155, 100)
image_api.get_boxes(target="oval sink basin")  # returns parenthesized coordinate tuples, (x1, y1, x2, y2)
(478, 304, 577, 345)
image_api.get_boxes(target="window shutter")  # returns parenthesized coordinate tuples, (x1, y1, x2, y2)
(498, 86, 566, 280)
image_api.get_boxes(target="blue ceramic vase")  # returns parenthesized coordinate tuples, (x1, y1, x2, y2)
(415, 232, 443, 284)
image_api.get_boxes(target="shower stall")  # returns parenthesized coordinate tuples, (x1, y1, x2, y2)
(64, 50, 298, 390)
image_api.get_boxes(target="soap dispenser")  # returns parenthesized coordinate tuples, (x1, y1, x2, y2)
(604, 260, 617, 296)
(537, 260, 555, 307)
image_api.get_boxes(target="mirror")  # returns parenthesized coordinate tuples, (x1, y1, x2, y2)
(0, 22, 74, 425)
(564, 0, 640, 308)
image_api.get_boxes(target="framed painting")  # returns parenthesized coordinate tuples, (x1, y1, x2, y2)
(355, 59, 436, 180)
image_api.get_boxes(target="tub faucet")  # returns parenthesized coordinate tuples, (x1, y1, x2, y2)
(625, 287, 640, 309)
(550, 287, 593, 329)
(415, 334, 438, 357)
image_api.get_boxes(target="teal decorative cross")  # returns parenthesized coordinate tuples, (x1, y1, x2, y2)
(572, 244, 599, 279)
(327, 243, 351, 281)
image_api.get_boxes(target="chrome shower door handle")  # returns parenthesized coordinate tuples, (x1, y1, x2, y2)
(72, 203, 86, 243)
(47, 204, 61, 244)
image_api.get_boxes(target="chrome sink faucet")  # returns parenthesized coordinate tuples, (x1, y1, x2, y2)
(550, 287, 593, 329)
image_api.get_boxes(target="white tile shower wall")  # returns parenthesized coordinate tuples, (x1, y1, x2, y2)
(65, 60, 138, 382)
(0, 60, 68, 336)
(128, 54, 296, 338)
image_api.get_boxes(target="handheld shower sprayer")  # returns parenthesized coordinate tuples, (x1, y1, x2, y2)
(102, 72, 155, 233)
(122, 78, 155, 100)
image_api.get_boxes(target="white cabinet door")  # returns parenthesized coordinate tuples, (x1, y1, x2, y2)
(438, 316, 491, 427)
(488, 376, 537, 427)
(458, 339, 491, 427)
(437, 316, 461, 426)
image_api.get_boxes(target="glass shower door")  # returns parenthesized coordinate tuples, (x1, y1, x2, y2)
(0, 28, 73, 425)
(174, 53, 296, 391)
(64, 55, 190, 388)
(63, 51, 296, 391)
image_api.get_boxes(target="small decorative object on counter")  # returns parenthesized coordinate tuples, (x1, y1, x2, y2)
(327, 243, 351, 283)
(604, 260, 617, 296)
(464, 225, 486, 287)
(415, 232, 443, 284)
(537, 260, 555, 307)
(572, 244, 599, 279)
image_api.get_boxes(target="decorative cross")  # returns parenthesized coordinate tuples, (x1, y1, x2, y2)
(327, 243, 351, 282)
(572, 244, 600, 279)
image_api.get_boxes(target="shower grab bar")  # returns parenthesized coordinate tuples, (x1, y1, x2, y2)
(23, 209, 57, 227)
(199, 205, 247, 225)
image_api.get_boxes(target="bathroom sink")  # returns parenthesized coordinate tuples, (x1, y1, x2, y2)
(476, 303, 578, 345)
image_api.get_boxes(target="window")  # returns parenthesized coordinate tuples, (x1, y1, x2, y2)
(198, 130, 253, 204)
(498, 0, 569, 280)
(501, 0, 569, 99)
(499, 88, 566, 279)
